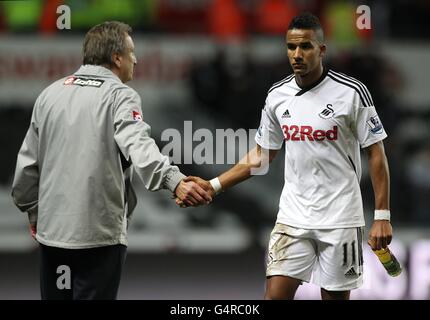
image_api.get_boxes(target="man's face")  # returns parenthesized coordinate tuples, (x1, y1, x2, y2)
(118, 34, 137, 83)
(286, 29, 325, 77)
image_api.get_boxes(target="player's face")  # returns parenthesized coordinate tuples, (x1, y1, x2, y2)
(118, 35, 137, 83)
(286, 29, 325, 77)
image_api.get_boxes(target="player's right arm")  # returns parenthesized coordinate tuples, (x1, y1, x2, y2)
(177, 144, 278, 205)
(217, 144, 278, 190)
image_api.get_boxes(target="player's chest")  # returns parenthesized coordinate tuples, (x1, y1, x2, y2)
(275, 95, 350, 142)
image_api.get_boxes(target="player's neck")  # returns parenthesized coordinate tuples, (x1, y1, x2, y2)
(295, 64, 324, 88)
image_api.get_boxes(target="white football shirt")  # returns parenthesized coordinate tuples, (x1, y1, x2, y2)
(255, 68, 387, 229)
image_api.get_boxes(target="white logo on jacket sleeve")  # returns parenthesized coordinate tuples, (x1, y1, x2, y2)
(132, 110, 143, 121)
(367, 115, 383, 134)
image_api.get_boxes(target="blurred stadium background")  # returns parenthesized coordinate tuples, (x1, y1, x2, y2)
(0, 0, 429, 300)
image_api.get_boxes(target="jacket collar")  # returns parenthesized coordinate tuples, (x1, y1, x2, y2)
(74, 65, 122, 83)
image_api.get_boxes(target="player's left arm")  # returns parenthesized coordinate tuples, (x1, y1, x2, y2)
(365, 140, 393, 250)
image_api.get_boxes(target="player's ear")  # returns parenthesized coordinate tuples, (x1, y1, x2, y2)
(319, 44, 327, 58)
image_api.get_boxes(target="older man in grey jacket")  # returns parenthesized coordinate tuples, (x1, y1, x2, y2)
(11, 21, 212, 300)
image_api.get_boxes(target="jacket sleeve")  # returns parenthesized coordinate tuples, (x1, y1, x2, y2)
(11, 103, 40, 223)
(113, 87, 185, 193)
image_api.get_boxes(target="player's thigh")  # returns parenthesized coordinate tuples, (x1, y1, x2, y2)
(320, 288, 350, 300)
(266, 223, 317, 283)
(265, 275, 302, 300)
(314, 227, 364, 291)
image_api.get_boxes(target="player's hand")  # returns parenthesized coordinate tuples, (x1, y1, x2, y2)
(29, 223, 37, 241)
(367, 220, 392, 250)
(174, 178, 212, 207)
(176, 176, 215, 208)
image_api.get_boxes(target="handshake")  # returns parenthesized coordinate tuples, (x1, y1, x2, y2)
(174, 176, 220, 208)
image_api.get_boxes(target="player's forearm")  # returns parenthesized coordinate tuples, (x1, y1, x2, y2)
(218, 146, 272, 191)
(218, 163, 254, 190)
(367, 144, 390, 210)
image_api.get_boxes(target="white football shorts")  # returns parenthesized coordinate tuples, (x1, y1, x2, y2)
(266, 223, 364, 291)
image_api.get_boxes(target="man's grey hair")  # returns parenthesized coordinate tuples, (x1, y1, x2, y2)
(83, 21, 132, 67)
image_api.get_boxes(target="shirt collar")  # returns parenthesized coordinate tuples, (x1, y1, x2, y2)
(294, 67, 329, 96)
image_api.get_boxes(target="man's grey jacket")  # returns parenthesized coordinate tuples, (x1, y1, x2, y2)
(11, 65, 185, 249)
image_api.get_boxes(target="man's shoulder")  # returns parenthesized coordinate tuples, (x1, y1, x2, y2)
(263, 74, 296, 113)
(326, 69, 369, 89)
(112, 83, 141, 101)
(267, 74, 296, 96)
(326, 69, 373, 107)
(36, 76, 70, 100)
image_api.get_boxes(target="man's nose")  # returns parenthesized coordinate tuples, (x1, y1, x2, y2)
(293, 47, 303, 60)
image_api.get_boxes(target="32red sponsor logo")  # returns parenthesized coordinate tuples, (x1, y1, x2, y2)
(282, 125, 338, 141)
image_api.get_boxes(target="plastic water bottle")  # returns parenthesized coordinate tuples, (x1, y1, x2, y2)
(373, 247, 402, 277)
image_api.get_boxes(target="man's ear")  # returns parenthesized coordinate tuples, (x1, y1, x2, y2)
(319, 44, 327, 58)
(112, 52, 122, 69)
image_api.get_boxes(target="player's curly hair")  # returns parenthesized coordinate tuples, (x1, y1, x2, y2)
(288, 12, 324, 42)
(83, 21, 132, 67)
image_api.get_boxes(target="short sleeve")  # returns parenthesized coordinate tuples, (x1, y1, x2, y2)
(255, 97, 284, 150)
(352, 89, 387, 148)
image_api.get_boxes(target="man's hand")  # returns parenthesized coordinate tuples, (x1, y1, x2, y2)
(176, 176, 215, 208)
(367, 220, 392, 250)
(174, 178, 212, 207)
(29, 223, 37, 241)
